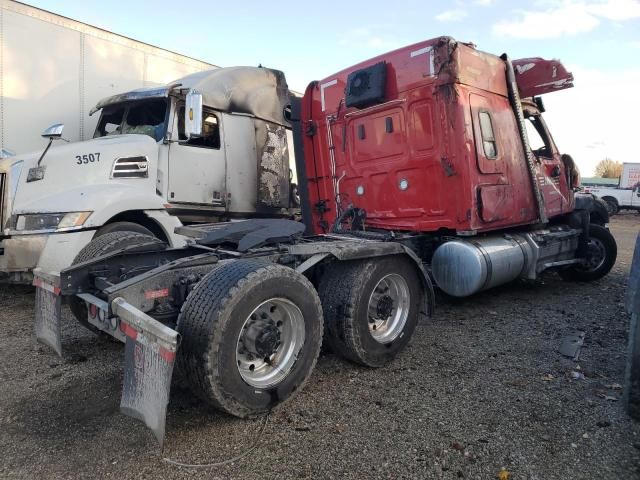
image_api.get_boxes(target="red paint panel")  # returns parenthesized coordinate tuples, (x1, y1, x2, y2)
(478, 185, 513, 223)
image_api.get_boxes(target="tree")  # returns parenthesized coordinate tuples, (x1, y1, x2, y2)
(595, 158, 623, 178)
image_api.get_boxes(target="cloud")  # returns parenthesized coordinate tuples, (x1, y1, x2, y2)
(339, 27, 405, 50)
(542, 66, 640, 175)
(435, 9, 469, 22)
(474, 0, 496, 5)
(493, 1, 640, 39)
(632, 41, 640, 48)
(587, 0, 640, 20)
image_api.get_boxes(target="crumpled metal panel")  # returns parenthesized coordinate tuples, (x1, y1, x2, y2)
(257, 122, 290, 209)
(513, 57, 574, 97)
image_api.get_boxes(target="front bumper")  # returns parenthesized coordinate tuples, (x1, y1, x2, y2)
(0, 230, 95, 284)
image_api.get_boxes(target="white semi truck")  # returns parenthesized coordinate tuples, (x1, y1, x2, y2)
(0, 67, 297, 283)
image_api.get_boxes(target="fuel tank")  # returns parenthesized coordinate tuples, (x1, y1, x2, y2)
(431, 236, 533, 297)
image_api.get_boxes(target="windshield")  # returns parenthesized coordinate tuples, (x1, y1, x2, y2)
(93, 99, 168, 142)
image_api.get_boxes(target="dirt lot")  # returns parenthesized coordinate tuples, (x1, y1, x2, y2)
(1, 215, 639, 479)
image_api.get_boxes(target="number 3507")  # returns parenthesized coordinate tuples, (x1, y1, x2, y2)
(76, 153, 100, 164)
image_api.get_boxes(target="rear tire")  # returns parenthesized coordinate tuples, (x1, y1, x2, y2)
(69, 231, 164, 332)
(177, 260, 323, 417)
(318, 256, 422, 367)
(602, 197, 619, 216)
(559, 224, 617, 282)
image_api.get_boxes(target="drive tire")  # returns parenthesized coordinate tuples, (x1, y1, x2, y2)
(69, 231, 164, 332)
(559, 224, 617, 282)
(318, 255, 422, 368)
(95, 221, 154, 238)
(176, 259, 323, 418)
(602, 197, 619, 216)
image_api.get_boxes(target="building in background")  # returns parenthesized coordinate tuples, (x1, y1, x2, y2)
(0, 0, 217, 155)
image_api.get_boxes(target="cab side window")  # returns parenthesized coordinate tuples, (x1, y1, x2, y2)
(177, 105, 221, 149)
(525, 114, 552, 158)
(479, 111, 497, 159)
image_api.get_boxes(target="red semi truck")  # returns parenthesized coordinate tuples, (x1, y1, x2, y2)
(32, 37, 615, 446)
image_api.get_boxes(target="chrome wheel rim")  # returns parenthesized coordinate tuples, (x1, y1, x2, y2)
(236, 298, 305, 388)
(580, 237, 607, 272)
(367, 273, 410, 344)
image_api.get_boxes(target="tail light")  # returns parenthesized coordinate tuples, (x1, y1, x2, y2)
(111, 156, 148, 179)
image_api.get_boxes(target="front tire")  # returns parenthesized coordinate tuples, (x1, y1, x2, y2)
(318, 256, 422, 367)
(177, 260, 323, 417)
(559, 224, 617, 282)
(95, 221, 154, 238)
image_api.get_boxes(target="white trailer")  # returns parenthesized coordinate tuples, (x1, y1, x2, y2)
(0, 0, 216, 156)
(620, 162, 640, 190)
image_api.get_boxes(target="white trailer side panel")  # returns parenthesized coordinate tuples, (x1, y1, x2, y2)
(2, 8, 82, 154)
(621, 163, 640, 189)
(0, 0, 216, 154)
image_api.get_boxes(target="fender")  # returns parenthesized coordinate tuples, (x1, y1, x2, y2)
(572, 193, 610, 226)
(288, 239, 435, 318)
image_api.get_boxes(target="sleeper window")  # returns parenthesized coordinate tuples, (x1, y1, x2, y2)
(479, 111, 497, 159)
(178, 106, 221, 149)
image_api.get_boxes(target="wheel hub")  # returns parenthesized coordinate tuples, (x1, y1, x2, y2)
(236, 298, 305, 388)
(367, 273, 410, 344)
(581, 238, 606, 271)
(244, 322, 281, 358)
(376, 295, 394, 319)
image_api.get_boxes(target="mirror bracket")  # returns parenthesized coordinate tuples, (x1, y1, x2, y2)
(184, 90, 203, 140)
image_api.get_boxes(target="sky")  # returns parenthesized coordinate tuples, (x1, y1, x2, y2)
(28, 0, 640, 176)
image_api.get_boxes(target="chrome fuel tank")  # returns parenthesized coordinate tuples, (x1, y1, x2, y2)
(431, 236, 532, 297)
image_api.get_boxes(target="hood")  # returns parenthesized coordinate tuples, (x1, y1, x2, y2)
(11, 134, 158, 215)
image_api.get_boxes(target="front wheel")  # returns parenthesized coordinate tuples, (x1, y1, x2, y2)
(177, 260, 323, 417)
(559, 224, 617, 282)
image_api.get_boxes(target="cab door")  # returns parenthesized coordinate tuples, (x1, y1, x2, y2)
(469, 93, 515, 224)
(168, 105, 226, 206)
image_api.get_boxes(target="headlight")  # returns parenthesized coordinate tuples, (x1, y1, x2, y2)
(15, 211, 92, 232)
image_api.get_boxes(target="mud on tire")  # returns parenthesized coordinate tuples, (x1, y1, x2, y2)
(176, 259, 323, 418)
(318, 255, 423, 368)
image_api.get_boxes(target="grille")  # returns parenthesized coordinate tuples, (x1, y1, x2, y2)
(111, 157, 149, 178)
(0, 172, 6, 231)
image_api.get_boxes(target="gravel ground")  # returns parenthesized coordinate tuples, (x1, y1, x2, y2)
(1, 214, 639, 479)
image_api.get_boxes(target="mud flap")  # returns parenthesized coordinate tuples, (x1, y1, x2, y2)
(111, 297, 179, 449)
(33, 269, 62, 357)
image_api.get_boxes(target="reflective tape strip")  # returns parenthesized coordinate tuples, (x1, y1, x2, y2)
(33, 278, 61, 295)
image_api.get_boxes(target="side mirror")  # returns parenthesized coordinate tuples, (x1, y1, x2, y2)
(41, 123, 64, 139)
(184, 90, 203, 139)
